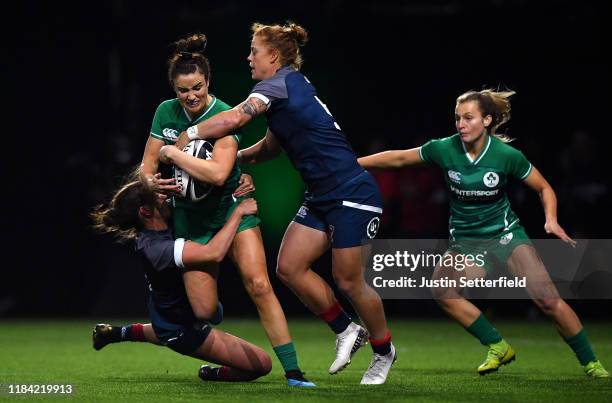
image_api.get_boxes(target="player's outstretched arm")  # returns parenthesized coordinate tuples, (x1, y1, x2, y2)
(358, 147, 424, 169)
(181, 199, 258, 267)
(159, 136, 237, 186)
(523, 166, 576, 246)
(174, 97, 268, 150)
(238, 129, 282, 165)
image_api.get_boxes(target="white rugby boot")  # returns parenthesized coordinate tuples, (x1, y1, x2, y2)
(328, 322, 369, 374)
(360, 343, 397, 385)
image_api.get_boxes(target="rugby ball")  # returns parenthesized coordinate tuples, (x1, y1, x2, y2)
(174, 139, 214, 201)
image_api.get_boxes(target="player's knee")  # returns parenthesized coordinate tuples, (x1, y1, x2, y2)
(191, 304, 218, 323)
(430, 286, 446, 300)
(534, 298, 562, 316)
(275, 261, 290, 283)
(435, 298, 465, 315)
(335, 277, 362, 299)
(259, 353, 273, 376)
(245, 277, 272, 300)
(275, 259, 301, 285)
(430, 285, 460, 300)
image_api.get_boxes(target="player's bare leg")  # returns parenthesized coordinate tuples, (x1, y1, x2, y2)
(183, 264, 219, 321)
(277, 222, 370, 376)
(331, 247, 387, 339)
(193, 328, 272, 382)
(506, 245, 581, 336)
(276, 222, 334, 312)
(431, 255, 514, 375)
(231, 226, 315, 386)
(231, 227, 290, 344)
(332, 246, 395, 384)
(430, 258, 486, 327)
(507, 245, 609, 377)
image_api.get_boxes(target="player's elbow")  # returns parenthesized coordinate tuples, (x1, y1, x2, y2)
(211, 250, 225, 263)
(210, 170, 229, 187)
(203, 247, 225, 263)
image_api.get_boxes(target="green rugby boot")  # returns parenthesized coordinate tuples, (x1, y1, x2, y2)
(478, 340, 516, 375)
(584, 360, 610, 378)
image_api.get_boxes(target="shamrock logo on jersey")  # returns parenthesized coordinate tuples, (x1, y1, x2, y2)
(500, 232, 514, 245)
(483, 172, 500, 188)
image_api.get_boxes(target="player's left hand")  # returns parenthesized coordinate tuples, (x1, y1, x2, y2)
(234, 173, 255, 197)
(545, 221, 577, 247)
(174, 131, 190, 151)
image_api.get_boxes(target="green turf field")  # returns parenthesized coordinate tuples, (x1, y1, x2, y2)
(1, 319, 610, 402)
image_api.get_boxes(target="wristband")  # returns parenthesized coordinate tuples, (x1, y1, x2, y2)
(237, 150, 243, 164)
(187, 125, 199, 140)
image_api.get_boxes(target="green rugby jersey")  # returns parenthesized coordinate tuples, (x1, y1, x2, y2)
(149, 96, 242, 230)
(419, 134, 532, 239)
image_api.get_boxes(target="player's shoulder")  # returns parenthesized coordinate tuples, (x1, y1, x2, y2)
(135, 229, 174, 251)
(489, 135, 525, 157)
(252, 66, 294, 93)
(154, 98, 181, 116)
(273, 66, 297, 81)
(424, 133, 460, 149)
(210, 96, 232, 112)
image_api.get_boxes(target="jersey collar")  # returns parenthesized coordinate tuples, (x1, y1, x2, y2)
(461, 135, 491, 165)
(182, 95, 217, 124)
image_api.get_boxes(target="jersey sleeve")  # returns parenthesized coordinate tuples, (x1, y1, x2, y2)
(508, 149, 533, 180)
(230, 130, 242, 145)
(142, 237, 186, 271)
(149, 102, 166, 141)
(248, 75, 288, 109)
(419, 139, 443, 165)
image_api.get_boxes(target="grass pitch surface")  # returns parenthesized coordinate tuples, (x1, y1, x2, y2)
(1, 319, 611, 402)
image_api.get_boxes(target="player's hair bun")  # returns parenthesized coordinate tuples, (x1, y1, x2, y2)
(174, 33, 208, 55)
(285, 22, 308, 47)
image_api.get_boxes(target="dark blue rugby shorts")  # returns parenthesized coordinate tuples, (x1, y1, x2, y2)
(293, 170, 382, 248)
(148, 298, 214, 355)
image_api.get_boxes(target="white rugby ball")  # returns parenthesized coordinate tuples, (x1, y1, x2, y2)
(174, 139, 214, 201)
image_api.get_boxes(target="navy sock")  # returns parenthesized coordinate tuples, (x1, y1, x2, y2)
(318, 302, 352, 334)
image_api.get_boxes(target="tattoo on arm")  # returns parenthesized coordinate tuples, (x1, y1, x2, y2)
(240, 98, 266, 117)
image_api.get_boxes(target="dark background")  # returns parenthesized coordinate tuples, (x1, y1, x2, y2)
(5, 0, 611, 319)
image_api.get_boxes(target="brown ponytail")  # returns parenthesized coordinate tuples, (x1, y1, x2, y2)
(91, 179, 157, 243)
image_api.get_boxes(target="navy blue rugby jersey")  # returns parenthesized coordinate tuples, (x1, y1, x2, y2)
(135, 229, 195, 323)
(249, 66, 364, 195)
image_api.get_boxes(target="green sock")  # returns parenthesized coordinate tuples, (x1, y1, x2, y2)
(564, 329, 596, 366)
(466, 313, 503, 346)
(273, 342, 300, 373)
